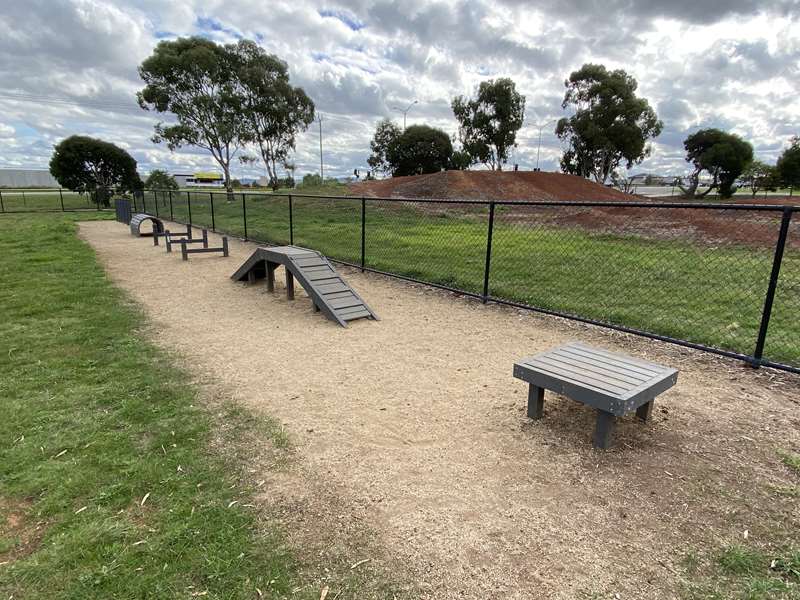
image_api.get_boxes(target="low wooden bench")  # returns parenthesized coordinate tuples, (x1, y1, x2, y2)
(513, 342, 678, 449)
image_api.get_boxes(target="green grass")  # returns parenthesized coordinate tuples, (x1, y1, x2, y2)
(0, 189, 96, 211)
(0, 213, 301, 598)
(683, 545, 800, 599)
(780, 452, 800, 474)
(137, 191, 800, 366)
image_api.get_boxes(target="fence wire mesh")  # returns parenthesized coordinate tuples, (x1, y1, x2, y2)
(110, 189, 800, 373)
(365, 199, 489, 294)
(491, 204, 785, 362)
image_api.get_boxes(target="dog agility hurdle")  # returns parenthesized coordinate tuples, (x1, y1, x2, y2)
(165, 228, 208, 253)
(181, 236, 229, 260)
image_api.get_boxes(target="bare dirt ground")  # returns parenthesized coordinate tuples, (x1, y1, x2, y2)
(350, 170, 635, 202)
(80, 221, 800, 599)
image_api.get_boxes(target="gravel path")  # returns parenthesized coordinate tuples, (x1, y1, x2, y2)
(80, 220, 800, 599)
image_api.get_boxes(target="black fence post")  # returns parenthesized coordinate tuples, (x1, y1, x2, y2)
(168, 190, 174, 221)
(361, 196, 366, 272)
(59, 188, 65, 211)
(187, 191, 192, 226)
(154, 190, 159, 217)
(482, 202, 496, 304)
(241, 192, 248, 241)
(209, 191, 216, 232)
(753, 207, 793, 366)
(288, 194, 294, 245)
(0, 190, 5, 213)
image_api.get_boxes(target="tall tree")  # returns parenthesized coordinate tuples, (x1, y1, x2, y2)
(137, 37, 246, 196)
(49, 135, 141, 206)
(680, 129, 753, 199)
(451, 78, 525, 170)
(367, 119, 402, 176)
(229, 40, 315, 191)
(777, 136, 800, 195)
(741, 160, 778, 197)
(390, 125, 453, 176)
(556, 64, 662, 184)
(144, 169, 179, 190)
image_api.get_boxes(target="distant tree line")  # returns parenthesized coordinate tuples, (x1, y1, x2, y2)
(46, 37, 800, 201)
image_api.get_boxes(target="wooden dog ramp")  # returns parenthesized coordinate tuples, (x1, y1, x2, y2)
(231, 245, 378, 327)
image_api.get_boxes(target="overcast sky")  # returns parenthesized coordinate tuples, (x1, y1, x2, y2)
(1, 0, 798, 180)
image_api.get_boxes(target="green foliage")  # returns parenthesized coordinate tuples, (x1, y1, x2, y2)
(367, 119, 402, 176)
(300, 173, 323, 188)
(49, 135, 141, 207)
(741, 161, 778, 197)
(555, 64, 663, 184)
(780, 451, 800, 474)
(367, 122, 453, 177)
(229, 40, 314, 190)
(137, 37, 247, 191)
(390, 125, 453, 176)
(448, 149, 473, 171)
(681, 129, 754, 199)
(451, 78, 525, 170)
(143, 169, 178, 191)
(777, 137, 800, 191)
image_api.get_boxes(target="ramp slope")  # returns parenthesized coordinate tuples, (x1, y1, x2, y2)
(232, 245, 378, 327)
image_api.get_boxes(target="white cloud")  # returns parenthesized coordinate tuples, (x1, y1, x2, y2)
(0, 0, 798, 179)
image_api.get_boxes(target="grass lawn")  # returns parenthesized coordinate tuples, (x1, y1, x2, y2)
(0, 213, 298, 598)
(138, 191, 800, 367)
(0, 189, 96, 212)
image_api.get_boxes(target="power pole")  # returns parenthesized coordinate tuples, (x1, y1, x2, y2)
(533, 119, 557, 171)
(317, 115, 324, 179)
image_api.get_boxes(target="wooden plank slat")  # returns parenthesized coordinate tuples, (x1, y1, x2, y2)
(317, 282, 349, 294)
(569, 343, 665, 374)
(328, 295, 361, 310)
(558, 346, 659, 379)
(339, 308, 371, 320)
(294, 257, 328, 268)
(525, 355, 635, 392)
(518, 364, 622, 400)
(546, 351, 648, 386)
(523, 358, 628, 396)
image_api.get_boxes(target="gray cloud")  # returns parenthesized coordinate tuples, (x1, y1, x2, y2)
(0, 0, 798, 179)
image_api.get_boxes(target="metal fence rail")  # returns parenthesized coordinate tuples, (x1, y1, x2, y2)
(7, 187, 797, 374)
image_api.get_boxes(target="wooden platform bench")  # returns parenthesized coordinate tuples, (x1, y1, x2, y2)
(513, 342, 678, 449)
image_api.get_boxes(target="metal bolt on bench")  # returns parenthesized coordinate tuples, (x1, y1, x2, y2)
(513, 342, 678, 449)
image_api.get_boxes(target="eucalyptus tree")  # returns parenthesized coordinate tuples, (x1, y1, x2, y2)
(137, 37, 246, 196)
(556, 64, 662, 184)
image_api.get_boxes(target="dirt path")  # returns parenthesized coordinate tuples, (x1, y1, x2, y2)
(80, 221, 800, 599)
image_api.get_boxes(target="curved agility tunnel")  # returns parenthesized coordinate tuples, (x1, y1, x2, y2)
(129, 213, 165, 237)
(232, 245, 378, 327)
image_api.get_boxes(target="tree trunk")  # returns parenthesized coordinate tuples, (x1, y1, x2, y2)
(222, 165, 234, 202)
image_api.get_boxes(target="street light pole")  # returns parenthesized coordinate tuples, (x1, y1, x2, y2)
(393, 100, 418, 130)
(317, 115, 324, 179)
(533, 120, 556, 171)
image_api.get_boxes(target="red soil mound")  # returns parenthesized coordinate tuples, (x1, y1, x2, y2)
(349, 170, 637, 202)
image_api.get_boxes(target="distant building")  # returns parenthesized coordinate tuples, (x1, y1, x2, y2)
(0, 168, 60, 188)
(172, 172, 224, 187)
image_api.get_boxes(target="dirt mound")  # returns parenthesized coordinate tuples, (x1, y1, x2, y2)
(349, 170, 637, 202)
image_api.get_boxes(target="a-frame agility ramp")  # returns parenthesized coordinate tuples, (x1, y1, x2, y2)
(231, 246, 378, 327)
